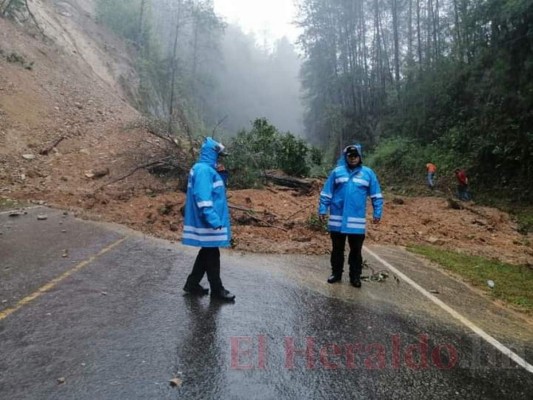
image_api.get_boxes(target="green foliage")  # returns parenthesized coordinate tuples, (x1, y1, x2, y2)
(0, 198, 24, 210)
(367, 137, 459, 192)
(1, 0, 25, 18)
(306, 214, 327, 232)
(299, 0, 533, 203)
(310, 147, 323, 166)
(370, 0, 533, 201)
(8, 53, 33, 70)
(95, 0, 164, 113)
(408, 245, 533, 313)
(95, 0, 143, 43)
(277, 132, 310, 177)
(307, 147, 329, 177)
(225, 118, 322, 188)
(95, 0, 228, 138)
(0, 49, 33, 69)
(366, 137, 419, 175)
(6, 52, 23, 64)
(515, 211, 533, 235)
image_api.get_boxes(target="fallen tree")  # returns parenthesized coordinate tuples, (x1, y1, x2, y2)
(264, 172, 314, 191)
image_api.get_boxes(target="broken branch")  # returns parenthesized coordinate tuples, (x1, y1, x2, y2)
(285, 205, 312, 221)
(229, 204, 255, 213)
(96, 158, 171, 191)
(229, 204, 280, 219)
(39, 136, 65, 155)
(212, 115, 228, 139)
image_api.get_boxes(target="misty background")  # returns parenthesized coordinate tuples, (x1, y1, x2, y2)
(106, 0, 304, 138)
(212, 29, 303, 135)
(93, 0, 533, 198)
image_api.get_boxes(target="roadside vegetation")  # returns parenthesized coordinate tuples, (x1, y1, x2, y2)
(408, 245, 533, 314)
(95, 0, 303, 141)
(366, 138, 533, 234)
(0, 48, 34, 69)
(0, 198, 25, 210)
(298, 0, 533, 207)
(92, 0, 533, 211)
(224, 118, 326, 189)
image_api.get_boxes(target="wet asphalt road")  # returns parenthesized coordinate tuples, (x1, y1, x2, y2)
(1, 207, 533, 399)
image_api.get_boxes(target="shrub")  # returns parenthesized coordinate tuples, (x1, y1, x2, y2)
(224, 118, 323, 188)
(306, 214, 327, 232)
(367, 136, 459, 191)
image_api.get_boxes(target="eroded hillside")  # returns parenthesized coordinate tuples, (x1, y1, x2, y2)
(0, 0, 168, 209)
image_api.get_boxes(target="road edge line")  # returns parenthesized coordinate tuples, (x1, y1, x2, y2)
(364, 246, 533, 374)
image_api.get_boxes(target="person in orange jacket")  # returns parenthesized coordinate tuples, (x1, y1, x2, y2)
(426, 162, 437, 189)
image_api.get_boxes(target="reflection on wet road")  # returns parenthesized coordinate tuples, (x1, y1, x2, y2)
(1, 208, 532, 399)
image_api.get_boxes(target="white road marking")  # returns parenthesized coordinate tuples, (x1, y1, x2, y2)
(364, 246, 533, 374)
(0, 237, 128, 321)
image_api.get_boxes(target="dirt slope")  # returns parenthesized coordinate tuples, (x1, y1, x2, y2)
(0, 4, 532, 267)
(0, 1, 163, 208)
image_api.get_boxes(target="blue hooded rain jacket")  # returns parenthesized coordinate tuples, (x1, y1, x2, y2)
(318, 144, 383, 235)
(182, 137, 231, 248)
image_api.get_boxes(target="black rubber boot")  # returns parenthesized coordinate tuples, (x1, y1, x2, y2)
(327, 274, 342, 284)
(350, 279, 362, 288)
(183, 283, 209, 296)
(210, 288, 236, 302)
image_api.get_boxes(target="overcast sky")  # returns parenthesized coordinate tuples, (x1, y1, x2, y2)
(214, 0, 300, 45)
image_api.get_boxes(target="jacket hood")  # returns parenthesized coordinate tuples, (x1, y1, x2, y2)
(337, 144, 363, 167)
(198, 137, 226, 167)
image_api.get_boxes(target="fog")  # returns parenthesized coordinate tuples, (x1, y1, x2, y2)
(211, 24, 304, 135)
(148, 0, 304, 137)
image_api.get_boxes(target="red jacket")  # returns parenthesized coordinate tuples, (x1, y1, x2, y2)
(455, 170, 468, 186)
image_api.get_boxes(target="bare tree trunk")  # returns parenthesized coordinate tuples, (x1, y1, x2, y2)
(168, 0, 183, 135)
(426, 0, 433, 66)
(361, 1, 368, 115)
(346, 1, 358, 115)
(459, 0, 470, 62)
(373, 0, 383, 90)
(392, 0, 400, 83)
(434, 0, 441, 60)
(407, 0, 414, 77)
(378, 11, 393, 86)
(191, 5, 200, 98)
(137, 0, 146, 49)
(416, 0, 423, 68)
(452, 0, 463, 62)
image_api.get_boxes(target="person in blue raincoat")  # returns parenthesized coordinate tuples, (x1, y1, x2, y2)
(182, 137, 235, 301)
(318, 144, 384, 287)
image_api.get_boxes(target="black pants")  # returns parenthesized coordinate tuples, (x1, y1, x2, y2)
(185, 247, 223, 293)
(330, 232, 365, 281)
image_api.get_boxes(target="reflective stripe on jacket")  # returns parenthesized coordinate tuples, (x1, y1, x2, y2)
(318, 145, 383, 234)
(182, 138, 231, 247)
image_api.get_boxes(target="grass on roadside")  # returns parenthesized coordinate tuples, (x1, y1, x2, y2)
(0, 198, 24, 210)
(512, 208, 533, 235)
(407, 244, 533, 314)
